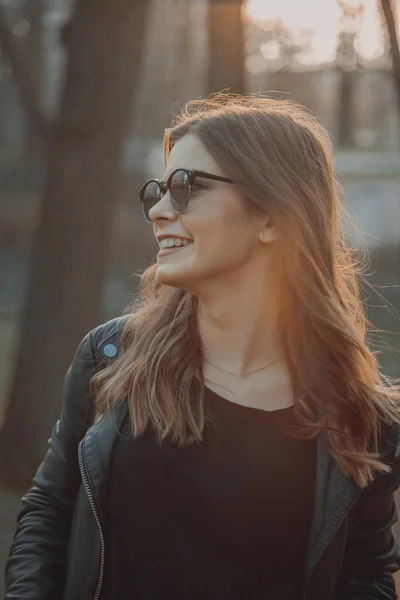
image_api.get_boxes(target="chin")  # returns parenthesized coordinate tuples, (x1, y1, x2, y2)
(155, 263, 202, 294)
(155, 264, 188, 289)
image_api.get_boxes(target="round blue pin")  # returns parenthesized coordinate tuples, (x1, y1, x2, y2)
(103, 343, 117, 358)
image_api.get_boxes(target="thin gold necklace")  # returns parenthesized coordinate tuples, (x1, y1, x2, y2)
(204, 355, 282, 378)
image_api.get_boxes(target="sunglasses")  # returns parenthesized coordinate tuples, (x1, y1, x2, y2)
(139, 168, 238, 223)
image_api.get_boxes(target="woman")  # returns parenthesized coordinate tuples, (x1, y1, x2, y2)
(5, 95, 400, 600)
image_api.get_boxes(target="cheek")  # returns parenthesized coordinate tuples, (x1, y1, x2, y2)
(192, 193, 246, 236)
(182, 188, 256, 264)
(192, 206, 252, 261)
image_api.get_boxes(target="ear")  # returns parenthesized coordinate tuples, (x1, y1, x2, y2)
(258, 216, 280, 244)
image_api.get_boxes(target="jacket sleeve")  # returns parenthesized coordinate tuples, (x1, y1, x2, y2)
(333, 430, 400, 600)
(4, 330, 97, 600)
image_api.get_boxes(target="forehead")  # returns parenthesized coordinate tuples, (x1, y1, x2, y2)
(164, 134, 224, 178)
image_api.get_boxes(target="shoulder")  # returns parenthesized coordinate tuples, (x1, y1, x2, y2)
(69, 315, 130, 370)
(58, 316, 128, 418)
(87, 315, 131, 363)
(90, 315, 130, 350)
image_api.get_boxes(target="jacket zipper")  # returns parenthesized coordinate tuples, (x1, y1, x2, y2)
(78, 438, 105, 600)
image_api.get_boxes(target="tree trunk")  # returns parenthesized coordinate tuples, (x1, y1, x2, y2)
(379, 0, 400, 116)
(0, 0, 149, 491)
(0, 5, 48, 143)
(24, 0, 46, 163)
(337, 67, 355, 148)
(378, 0, 400, 292)
(207, 0, 245, 95)
(335, 30, 357, 148)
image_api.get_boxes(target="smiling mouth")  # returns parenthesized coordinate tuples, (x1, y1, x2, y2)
(158, 242, 193, 257)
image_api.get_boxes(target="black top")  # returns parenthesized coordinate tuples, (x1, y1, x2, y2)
(101, 387, 317, 599)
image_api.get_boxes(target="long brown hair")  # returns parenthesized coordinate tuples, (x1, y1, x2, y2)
(92, 93, 400, 488)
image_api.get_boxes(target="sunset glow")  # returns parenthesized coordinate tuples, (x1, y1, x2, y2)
(245, 0, 396, 65)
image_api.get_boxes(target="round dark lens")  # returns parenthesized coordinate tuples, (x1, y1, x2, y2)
(141, 181, 161, 222)
(170, 170, 190, 213)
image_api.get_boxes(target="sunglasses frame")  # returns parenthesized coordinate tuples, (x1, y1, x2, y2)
(139, 168, 238, 223)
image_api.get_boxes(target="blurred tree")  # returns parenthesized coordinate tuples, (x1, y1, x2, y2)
(379, 0, 400, 117)
(134, 0, 194, 141)
(25, 0, 46, 160)
(246, 16, 311, 71)
(26, 0, 44, 93)
(336, 1, 364, 148)
(336, 31, 357, 148)
(245, 16, 315, 110)
(377, 0, 400, 304)
(207, 0, 245, 94)
(0, 0, 149, 491)
(0, 3, 48, 143)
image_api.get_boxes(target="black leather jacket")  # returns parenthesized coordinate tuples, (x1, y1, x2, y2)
(4, 316, 400, 600)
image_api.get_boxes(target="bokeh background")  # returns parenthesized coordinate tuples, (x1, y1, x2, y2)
(0, 0, 399, 595)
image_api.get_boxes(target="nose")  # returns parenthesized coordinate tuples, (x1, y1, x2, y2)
(148, 190, 178, 224)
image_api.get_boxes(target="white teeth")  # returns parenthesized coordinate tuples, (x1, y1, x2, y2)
(159, 238, 191, 249)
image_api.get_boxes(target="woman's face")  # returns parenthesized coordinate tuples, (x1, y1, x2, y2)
(149, 134, 271, 294)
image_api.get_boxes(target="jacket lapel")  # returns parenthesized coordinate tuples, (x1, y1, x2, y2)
(305, 429, 362, 579)
(82, 400, 129, 521)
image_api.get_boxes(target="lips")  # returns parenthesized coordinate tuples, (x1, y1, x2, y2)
(158, 242, 192, 257)
(156, 235, 192, 243)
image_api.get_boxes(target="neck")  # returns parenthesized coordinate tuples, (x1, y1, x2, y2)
(196, 268, 283, 377)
